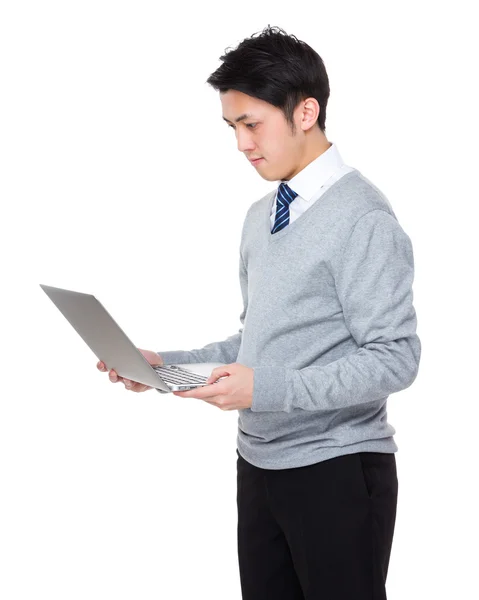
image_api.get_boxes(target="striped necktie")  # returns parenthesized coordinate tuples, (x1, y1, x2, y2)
(271, 182, 299, 234)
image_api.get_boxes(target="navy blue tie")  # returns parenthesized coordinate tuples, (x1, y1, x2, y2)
(271, 182, 299, 234)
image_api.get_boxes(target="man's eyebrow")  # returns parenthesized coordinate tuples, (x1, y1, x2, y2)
(222, 113, 256, 124)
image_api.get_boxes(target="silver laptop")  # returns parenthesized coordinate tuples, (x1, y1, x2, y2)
(40, 284, 219, 394)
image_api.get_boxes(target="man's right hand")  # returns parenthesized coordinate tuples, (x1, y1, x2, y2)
(97, 349, 164, 393)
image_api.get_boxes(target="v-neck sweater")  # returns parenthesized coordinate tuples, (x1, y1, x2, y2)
(158, 168, 421, 469)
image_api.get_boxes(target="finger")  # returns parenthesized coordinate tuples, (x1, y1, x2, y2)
(109, 369, 122, 383)
(123, 379, 150, 392)
(97, 361, 107, 371)
(207, 369, 230, 383)
(173, 383, 225, 399)
(132, 383, 151, 392)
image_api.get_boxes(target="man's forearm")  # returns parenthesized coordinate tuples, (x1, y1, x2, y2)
(157, 331, 242, 365)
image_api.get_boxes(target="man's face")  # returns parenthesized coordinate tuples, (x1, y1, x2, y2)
(220, 90, 305, 182)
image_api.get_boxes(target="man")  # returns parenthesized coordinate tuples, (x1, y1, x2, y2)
(98, 25, 421, 600)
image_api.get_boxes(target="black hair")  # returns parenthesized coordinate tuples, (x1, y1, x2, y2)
(206, 25, 330, 134)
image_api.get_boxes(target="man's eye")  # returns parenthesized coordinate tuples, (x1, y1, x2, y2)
(228, 123, 257, 129)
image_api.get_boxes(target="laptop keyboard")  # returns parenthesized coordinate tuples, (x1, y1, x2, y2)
(153, 365, 209, 385)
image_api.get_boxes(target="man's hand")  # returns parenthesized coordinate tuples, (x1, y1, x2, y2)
(97, 349, 164, 392)
(173, 363, 253, 411)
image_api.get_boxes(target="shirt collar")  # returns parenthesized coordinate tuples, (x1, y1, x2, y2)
(280, 141, 345, 202)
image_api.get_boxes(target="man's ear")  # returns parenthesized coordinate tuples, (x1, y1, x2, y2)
(300, 97, 320, 132)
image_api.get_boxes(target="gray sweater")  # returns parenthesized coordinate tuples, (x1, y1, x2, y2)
(158, 168, 421, 469)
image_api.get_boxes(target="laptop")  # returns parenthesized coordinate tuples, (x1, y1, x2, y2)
(40, 284, 224, 394)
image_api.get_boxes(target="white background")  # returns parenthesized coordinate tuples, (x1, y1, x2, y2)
(1, 1, 478, 598)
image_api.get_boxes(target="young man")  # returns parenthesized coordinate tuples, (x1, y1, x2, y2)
(99, 25, 421, 600)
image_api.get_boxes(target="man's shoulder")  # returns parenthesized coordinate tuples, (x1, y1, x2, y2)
(241, 169, 397, 234)
(338, 169, 396, 217)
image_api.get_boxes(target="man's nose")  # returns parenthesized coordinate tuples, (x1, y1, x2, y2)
(236, 129, 255, 153)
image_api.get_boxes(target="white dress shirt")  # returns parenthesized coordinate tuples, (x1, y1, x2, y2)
(270, 142, 356, 229)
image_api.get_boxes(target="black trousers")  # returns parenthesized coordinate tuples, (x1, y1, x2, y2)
(236, 449, 398, 600)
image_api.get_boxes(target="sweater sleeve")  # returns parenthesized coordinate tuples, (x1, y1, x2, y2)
(251, 209, 421, 412)
(156, 251, 248, 365)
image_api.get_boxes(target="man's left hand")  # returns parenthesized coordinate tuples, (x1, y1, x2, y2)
(172, 363, 253, 410)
